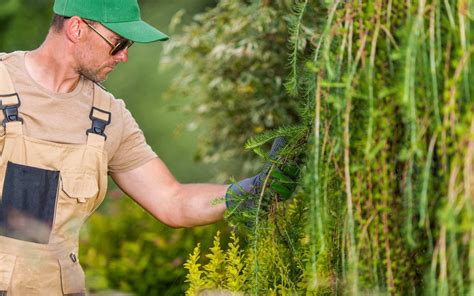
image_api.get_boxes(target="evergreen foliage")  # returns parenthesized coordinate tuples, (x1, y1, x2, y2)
(174, 0, 474, 294)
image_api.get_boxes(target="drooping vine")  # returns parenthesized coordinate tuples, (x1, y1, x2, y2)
(166, 0, 474, 294)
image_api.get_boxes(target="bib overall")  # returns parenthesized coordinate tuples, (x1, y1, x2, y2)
(0, 57, 111, 295)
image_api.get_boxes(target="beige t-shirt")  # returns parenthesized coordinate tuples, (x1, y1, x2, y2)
(0, 51, 157, 174)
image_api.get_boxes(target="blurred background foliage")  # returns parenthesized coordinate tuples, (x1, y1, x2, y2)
(161, 0, 301, 178)
(0, 0, 234, 295)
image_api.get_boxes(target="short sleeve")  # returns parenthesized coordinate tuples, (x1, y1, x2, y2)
(107, 100, 157, 173)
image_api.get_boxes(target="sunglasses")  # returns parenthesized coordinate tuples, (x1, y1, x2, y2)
(84, 21, 134, 56)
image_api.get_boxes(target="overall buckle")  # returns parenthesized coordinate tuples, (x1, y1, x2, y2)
(0, 93, 22, 127)
(86, 107, 111, 140)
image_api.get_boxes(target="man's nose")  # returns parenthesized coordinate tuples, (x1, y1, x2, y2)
(114, 47, 129, 62)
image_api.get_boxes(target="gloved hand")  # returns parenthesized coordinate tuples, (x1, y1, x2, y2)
(225, 136, 301, 211)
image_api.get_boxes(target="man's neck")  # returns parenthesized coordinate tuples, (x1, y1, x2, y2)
(25, 40, 81, 94)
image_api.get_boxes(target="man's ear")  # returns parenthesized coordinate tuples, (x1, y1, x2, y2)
(65, 16, 84, 43)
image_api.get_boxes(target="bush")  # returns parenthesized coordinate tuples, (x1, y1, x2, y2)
(174, 0, 474, 294)
(80, 195, 227, 295)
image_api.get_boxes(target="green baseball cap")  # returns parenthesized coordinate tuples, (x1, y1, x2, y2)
(53, 0, 169, 43)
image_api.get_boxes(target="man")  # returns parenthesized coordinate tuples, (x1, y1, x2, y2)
(0, 0, 296, 295)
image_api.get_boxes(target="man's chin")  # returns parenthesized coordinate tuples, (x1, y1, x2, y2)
(80, 68, 112, 83)
(83, 73, 108, 83)
(97, 68, 115, 83)
(96, 75, 108, 83)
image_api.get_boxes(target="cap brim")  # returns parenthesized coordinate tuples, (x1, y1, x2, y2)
(102, 20, 169, 43)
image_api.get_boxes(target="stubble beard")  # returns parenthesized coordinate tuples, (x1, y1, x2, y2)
(78, 66, 107, 83)
(75, 46, 109, 83)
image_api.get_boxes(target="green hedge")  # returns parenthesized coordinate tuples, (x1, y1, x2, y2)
(169, 0, 474, 294)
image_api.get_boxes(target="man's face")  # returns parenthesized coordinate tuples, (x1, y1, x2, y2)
(74, 21, 129, 83)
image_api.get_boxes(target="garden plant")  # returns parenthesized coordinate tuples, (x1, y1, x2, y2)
(165, 0, 474, 294)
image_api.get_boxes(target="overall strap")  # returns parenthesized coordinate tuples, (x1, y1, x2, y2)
(86, 83, 112, 148)
(0, 57, 23, 136)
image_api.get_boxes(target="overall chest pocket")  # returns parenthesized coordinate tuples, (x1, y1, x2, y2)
(0, 162, 59, 244)
(53, 171, 100, 235)
(60, 171, 99, 205)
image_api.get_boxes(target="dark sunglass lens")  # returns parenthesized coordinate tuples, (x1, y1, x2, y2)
(111, 40, 133, 55)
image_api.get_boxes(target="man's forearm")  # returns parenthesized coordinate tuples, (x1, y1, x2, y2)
(112, 158, 229, 228)
(174, 183, 228, 228)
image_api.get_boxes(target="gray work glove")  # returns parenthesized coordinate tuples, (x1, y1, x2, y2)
(225, 136, 300, 211)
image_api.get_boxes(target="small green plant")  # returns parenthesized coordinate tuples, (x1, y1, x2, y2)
(202, 231, 226, 288)
(184, 231, 250, 295)
(184, 244, 206, 296)
(224, 232, 247, 292)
